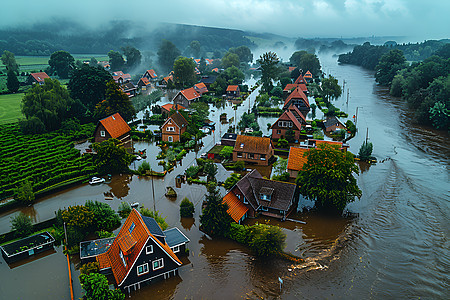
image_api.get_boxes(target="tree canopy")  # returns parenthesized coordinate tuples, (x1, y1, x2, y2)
(257, 51, 280, 93)
(173, 56, 196, 88)
(158, 39, 181, 73)
(375, 49, 407, 86)
(93, 138, 134, 173)
(121, 46, 142, 70)
(290, 51, 321, 76)
(48, 50, 75, 78)
(7, 70, 19, 93)
(296, 144, 361, 214)
(189, 40, 201, 58)
(93, 80, 135, 121)
(228, 46, 253, 64)
(221, 52, 240, 69)
(80, 273, 125, 300)
(1, 50, 19, 73)
(108, 50, 125, 71)
(321, 75, 342, 102)
(200, 182, 231, 236)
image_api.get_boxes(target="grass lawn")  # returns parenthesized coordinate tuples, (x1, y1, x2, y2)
(0, 93, 24, 124)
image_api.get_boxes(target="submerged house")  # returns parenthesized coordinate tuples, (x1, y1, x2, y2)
(324, 116, 346, 132)
(232, 135, 274, 166)
(161, 111, 188, 143)
(173, 87, 201, 108)
(223, 169, 298, 221)
(0, 232, 55, 264)
(94, 113, 131, 148)
(282, 86, 310, 119)
(226, 85, 240, 98)
(270, 105, 307, 142)
(95, 209, 189, 294)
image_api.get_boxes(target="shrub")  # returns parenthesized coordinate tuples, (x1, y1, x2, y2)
(137, 161, 151, 174)
(219, 146, 234, 159)
(180, 197, 195, 217)
(96, 230, 115, 239)
(14, 179, 35, 205)
(85, 200, 121, 232)
(276, 139, 289, 148)
(80, 262, 99, 275)
(185, 165, 201, 178)
(358, 141, 373, 161)
(248, 224, 286, 257)
(139, 207, 168, 230)
(224, 173, 241, 190)
(272, 172, 290, 182)
(11, 212, 33, 237)
(118, 202, 131, 218)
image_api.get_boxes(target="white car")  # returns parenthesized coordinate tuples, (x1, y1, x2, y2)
(89, 177, 105, 185)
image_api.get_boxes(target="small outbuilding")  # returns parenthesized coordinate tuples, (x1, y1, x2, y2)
(0, 232, 55, 264)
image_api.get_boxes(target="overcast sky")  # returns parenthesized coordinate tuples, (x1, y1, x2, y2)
(2, 0, 449, 40)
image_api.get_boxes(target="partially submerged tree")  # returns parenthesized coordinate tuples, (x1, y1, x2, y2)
(296, 143, 361, 214)
(248, 224, 286, 257)
(321, 75, 342, 102)
(11, 212, 33, 237)
(80, 273, 125, 300)
(200, 182, 232, 236)
(93, 138, 134, 173)
(358, 141, 373, 161)
(180, 197, 195, 217)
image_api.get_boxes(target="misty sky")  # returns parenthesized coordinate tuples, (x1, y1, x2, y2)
(3, 0, 449, 39)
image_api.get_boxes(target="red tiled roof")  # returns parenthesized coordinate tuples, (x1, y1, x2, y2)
(234, 135, 272, 155)
(283, 83, 298, 92)
(294, 74, 306, 84)
(97, 209, 181, 286)
(212, 68, 219, 73)
(298, 83, 308, 93)
(163, 75, 173, 83)
(315, 140, 343, 147)
(145, 69, 157, 78)
(194, 82, 208, 94)
(180, 87, 201, 101)
(99, 113, 131, 139)
(289, 67, 296, 72)
(139, 77, 150, 85)
(226, 85, 239, 92)
(287, 147, 309, 172)
(304, 71, 313, 78)
(223, 192, 248, 223)
(30, 72, 50, 83)
(161, 103, 185, 112)
(284, 87, 310, 108)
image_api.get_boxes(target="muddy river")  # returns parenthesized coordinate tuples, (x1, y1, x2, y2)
(0, 55, 448, 299)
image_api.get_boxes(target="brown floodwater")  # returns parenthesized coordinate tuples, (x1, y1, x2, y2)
(1, 56, 449, 299)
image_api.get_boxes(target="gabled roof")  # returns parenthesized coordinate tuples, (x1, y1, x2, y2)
(97, 209, 181, 286)
(113, 71, 131, 80)
(287, 147, 309, 172)
(145, 69, 157, 79)
(164, 111, 188, 129)
(294, 74, 306, 84)
(30, 72, 50, 83)
(289, 67, 296, 72)
(324, 116, 343, 128)
(164, 228, 190, 248)
(234, 135, 272, 155)
(222, 192, 249, 222)
(179, 87, 201, 101)
(194, 82, 208, 94)
(270, 105, 306, 130)
(98, 113, 131, 139)
(284, 87, 310, 109)
(121, 82, 136, 91)
(283, 83, 298, 92)
(138, 77, 150, 86)
(234, 169, 297, 212)
(142, 216, 165, 237)
(211, 68, 219, 73)
(162, 75, 173, 83)
(304, 70, 313, 78)
(161, 103, 185, 112)
(226, 85, 239, 92)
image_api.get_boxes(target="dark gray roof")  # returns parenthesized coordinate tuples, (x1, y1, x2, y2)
(1, 231, 55, 257)
(163, 228, 190, 248)
(324, 116, 341, 128)
(80, 237, 115, 259)
(222, 133, 237, 140)
(235, 169, 297, 211)
(200, 75, 217, 84)
(142, 216, 165, 237)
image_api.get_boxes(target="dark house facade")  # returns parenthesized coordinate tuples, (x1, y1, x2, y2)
(270, 105, 306, 142)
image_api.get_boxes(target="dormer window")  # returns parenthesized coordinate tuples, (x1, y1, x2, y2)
(129, 222, 135, 234)
(119, 250, 126, 267)
(259, 187, 274, 201)
(240, 143, 244, 148)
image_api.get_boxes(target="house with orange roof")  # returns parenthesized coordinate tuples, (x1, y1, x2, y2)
(233, 135, 274, 166)
(283, 83, 308, 97)
(303, 70, 313, 82)
(173, 87, 201, 108)
(94, 209, 189, 294)
(287, 146, 309, 179)
(211, 68, 219, 73)
(27, 72, 50, 85)
(94, 113, 132, 148)
(223, 169, 298, 221)
(113, 71, 132, 84)
(193, 82, 208, 95)
(308, 139, 348, 152)
(160, 74, 173, 87)
(270, 105, 307, 142)
(294, 74, 307, 85)
(289, 66, 297, 72)
(226, 85, 240, 98)
(143, 69, 158, 81)
(161, 103, 185, 118)
(161, 111, 188, 142)
(137, 77, 151, 90)
(283, 86, 310, 118)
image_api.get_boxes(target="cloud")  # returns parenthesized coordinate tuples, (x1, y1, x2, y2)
(1, 0, 449, 40)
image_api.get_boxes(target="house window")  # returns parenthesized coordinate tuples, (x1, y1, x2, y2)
(137, 263, 149, 276)
(119, 251, 126, 267)
(100, 130, 106, 137)
(240, 143, 244, 148)
(260, 155, 266, 161)
(129, 222, 135, 234)
(243, 197, 248, 204)
(167, 127, 175, 132)
(168, 136, 173, 142)
(237, 152, 243, 158)
(153, 258, 164, 270)
(146, 245, 153, 254)
(277, 130, 281, 135)
(172, 245, 180, 253)
(248, 153, 254, 159)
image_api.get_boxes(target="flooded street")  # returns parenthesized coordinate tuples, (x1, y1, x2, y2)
(1, 56, 449, 299)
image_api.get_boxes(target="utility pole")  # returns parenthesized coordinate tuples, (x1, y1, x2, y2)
(346, 89, 349, 105)
(355, 107, 359, 126)
(150, 166, 156, 212)
(366, 127, 369, 144)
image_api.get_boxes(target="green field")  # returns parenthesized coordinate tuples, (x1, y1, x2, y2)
(0, 93, 24, 124)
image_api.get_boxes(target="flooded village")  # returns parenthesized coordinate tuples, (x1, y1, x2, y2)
(0, 14, 449, 300)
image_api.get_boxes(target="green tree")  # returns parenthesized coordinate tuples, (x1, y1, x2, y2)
(157, 40, 181, 73)
(11, 212, 33, 237)
(219, 146, 234, 159)
(198, 57, 207, 73)
(14, 179, 34, 205)
(200, 182, 232, 236)
(375, 49, 407, 86)
(85, 200, 121, 232)
(48, 50, 75, 78)
(358, 141, 373, 161)
(224, 66, 245, 85)
(224, 173, 241, 190)
(62, 205, 94, 228)
(272, 157, 288, 176)
(290, 51, 321, 76)
(257, 51, 280, 93)
(248, 224, 286, 257)
(173, 56, 196, 88)
(310, 103, 317, 119)
(108, 50, 125, 71)
(6, 70, 20, 93)
(89, 57, 98, 68)
(118, 202, 132, 218)
(139, 207, 168, 230)
(93, 80, 135, 121)
(180, 197, 195, 217)
(189, 40, 201, 58)
(1, 50, 19, 73)
(121, 46, 142, 70)
(80, 273, 125, 300)
(321, 75, 342, 102)
(93, 138, 134, 173)
(222, 52, 240, 69)
(429, 101, 449, 130)
(21, 78, 74, 132)
(204, 160, 218, 182)
(68, 64, 113, 112)
(229, 46, 253, 63)
(296, 143, 361, 214)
